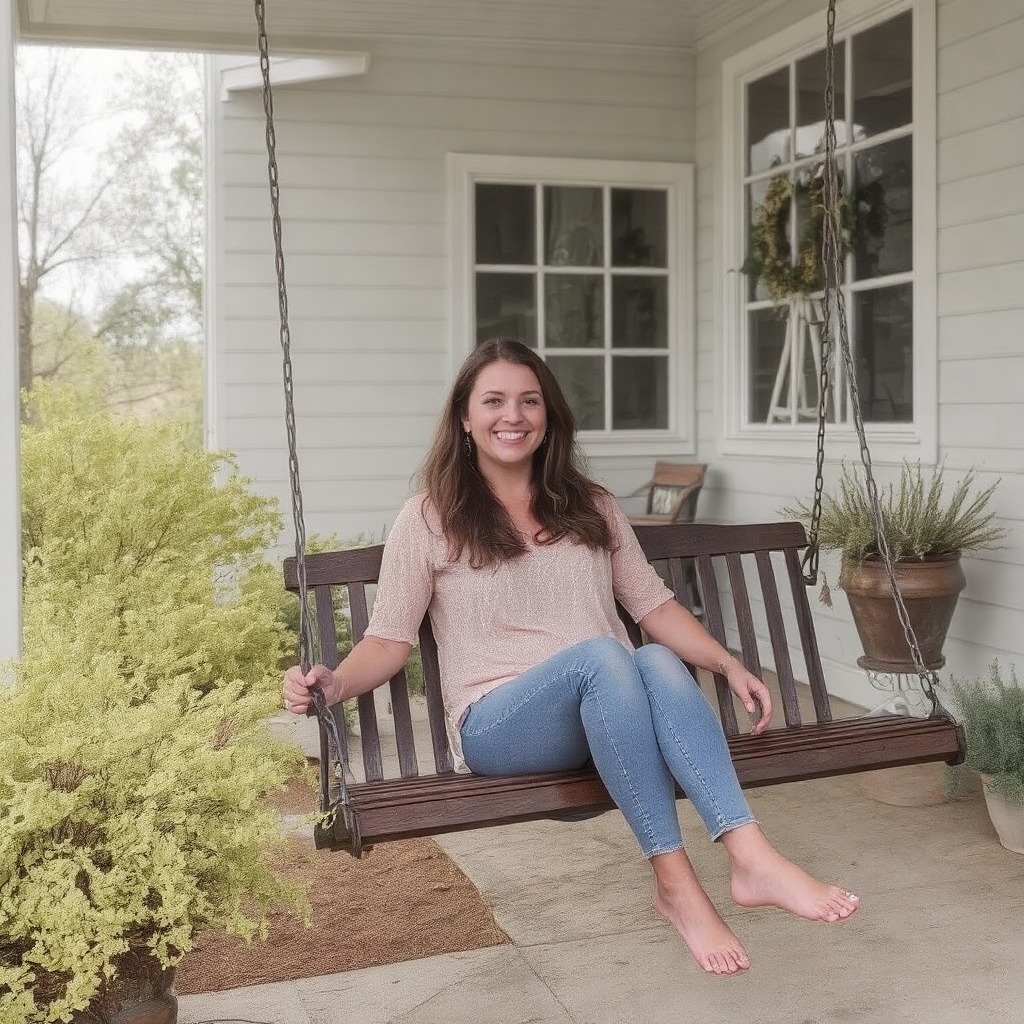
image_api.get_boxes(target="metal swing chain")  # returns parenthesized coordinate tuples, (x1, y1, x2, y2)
(253, 0, 354, 816)
(811, 0, 947, 718)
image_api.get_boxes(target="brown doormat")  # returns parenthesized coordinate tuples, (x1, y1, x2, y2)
(174, 777, 509, 995)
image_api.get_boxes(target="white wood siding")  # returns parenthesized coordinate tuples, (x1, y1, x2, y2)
(212, 40, 695, 543)
(694, 0, 1024, 709)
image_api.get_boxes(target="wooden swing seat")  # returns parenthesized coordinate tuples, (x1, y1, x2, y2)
(284, 521, 965, 856)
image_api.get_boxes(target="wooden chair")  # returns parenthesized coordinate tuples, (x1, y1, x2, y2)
(283, 521, 965, 857)
(623, 462, 707, 611)
(624, 462, 707, 526)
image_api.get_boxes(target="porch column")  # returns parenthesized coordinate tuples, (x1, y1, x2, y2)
(0, 0, 21, 664)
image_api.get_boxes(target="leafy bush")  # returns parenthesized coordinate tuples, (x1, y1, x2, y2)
(1, 386, 307, 1022)
(20, 384, 289, 697)
(950, 662, 1024, 805)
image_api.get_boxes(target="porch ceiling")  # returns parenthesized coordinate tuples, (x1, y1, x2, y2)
(16, 0, 765, 54)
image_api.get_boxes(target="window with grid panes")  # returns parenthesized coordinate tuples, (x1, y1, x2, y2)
(742, 8, 914, 427)
(470, 173, 683, 434)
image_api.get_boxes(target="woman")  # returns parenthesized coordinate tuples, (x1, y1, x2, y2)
(283, 338, 859, 977)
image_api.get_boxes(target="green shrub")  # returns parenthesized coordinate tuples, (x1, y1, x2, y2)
(1, 386, 308, 1022)
(0, 672, 307, 1022)
(950, 661, 1024, 805)
(19, 383, 290, 698)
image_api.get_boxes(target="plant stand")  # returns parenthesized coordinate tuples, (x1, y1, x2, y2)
(765, 297, 846, 424)
(857, 671, 951, 806)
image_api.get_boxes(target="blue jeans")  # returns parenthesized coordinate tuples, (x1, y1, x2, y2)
(459, 637, 755, 858)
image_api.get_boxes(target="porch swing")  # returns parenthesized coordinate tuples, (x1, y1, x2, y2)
(255, 0, 966, 856)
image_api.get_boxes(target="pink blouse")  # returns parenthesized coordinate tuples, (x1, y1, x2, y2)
(365, 491, 673, 768)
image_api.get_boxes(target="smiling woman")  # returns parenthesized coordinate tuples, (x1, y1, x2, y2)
(461, 360, 548, 490)
(282, 337, 863, 979)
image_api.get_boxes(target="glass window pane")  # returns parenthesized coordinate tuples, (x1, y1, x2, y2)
(793, 162, 846, 294)
(544, 186, 603, 266)
(475, 184, 535, 265)
(611, 276, 668, 348)
(855, 283, 912, 423)
(547, 355, 604, 430)
(611, 189, 667, 267)
(795, 46, 846, 158)
(748, 308, 789, 422)
(544, 274, 604, 348)
(744, 177, 783, 302)
(475, 272, 536, 346)
(853, 10, 912, 139)
(854, 136, 912, 279)
(747, 68, 789, 174)
(612, 356, 668, 429)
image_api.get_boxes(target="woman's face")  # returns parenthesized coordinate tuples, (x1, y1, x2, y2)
(461, 360, 547, 478)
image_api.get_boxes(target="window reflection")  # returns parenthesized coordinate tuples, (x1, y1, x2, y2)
(545, 275, 604, 348)
(547, 356, 604, 429)
(854, 137, 912, 279)
(747, 67, 789, 174)
(748, 309, 788, 422)
(795, 47, 845, 158)
(611, 276, 668, 348)
(475, 184, 534, 265)
(853, 10, 912, 138)
(545, 186, 603, 266)
(475, 272, 537, 346)
(855, 284, 913, 422)
(611, 189, 667, 267)
(612, 356, 668, 429)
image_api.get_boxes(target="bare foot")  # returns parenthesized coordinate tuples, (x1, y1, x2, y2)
(652, 854, 751, 976)
(728, 844, 860, 922)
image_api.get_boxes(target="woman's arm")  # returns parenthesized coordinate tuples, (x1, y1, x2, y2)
(638, 598, 773, 735)
(282, 635, 412, 714)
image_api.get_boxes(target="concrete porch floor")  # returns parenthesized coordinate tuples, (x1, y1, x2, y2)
(177, 757, 1024, 1024)
(185, 670, 1023, 1024)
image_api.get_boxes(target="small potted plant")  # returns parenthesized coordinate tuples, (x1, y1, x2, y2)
(783, 461, 1006, 672)
(950, 662, 1024, 854)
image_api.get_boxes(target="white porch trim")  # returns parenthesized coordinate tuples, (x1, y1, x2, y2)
(1, 0, 21, 665)
(218, 54, 369, 101)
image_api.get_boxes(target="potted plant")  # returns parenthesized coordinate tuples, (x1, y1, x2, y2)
(783, 461, 1006, 672)
(0, 387, 309, 1023)
(950, 662, 1024, 854)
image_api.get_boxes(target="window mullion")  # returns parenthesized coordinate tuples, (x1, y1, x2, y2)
(535, 183, 544, 357)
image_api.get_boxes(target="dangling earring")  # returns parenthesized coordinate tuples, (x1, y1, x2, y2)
(463, 431, 473, 457)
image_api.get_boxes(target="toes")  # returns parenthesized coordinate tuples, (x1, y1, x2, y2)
(822, 888, 860, 921)
(704, 949, 749, 975)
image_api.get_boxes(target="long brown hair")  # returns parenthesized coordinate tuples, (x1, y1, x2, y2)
(419, 338, 614, 566)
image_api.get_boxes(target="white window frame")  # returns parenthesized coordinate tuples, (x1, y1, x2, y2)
(448, 153, 696, 459)
(720, 0, 937, 463)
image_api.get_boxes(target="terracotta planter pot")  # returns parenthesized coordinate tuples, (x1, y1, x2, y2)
(981, 774, 1024, 855)
(843, 553, 966, 674)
